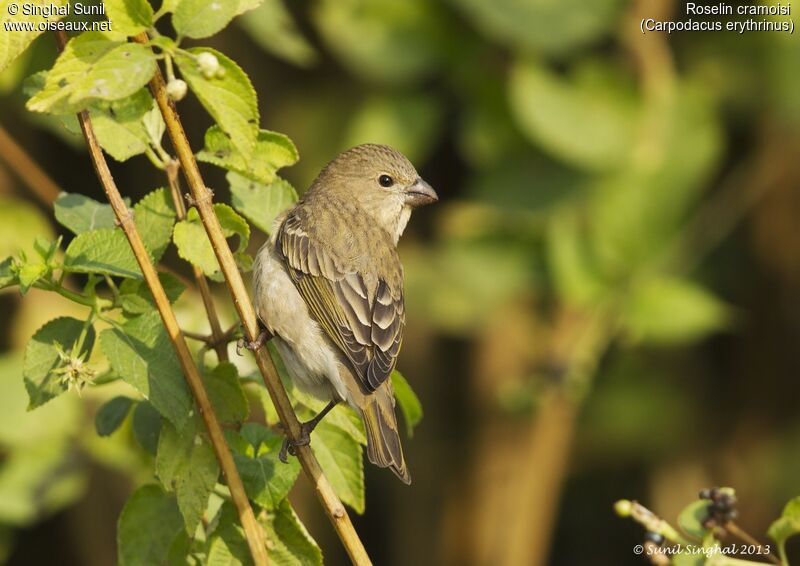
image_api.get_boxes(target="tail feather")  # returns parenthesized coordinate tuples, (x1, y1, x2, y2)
(361, 388, 411, 484)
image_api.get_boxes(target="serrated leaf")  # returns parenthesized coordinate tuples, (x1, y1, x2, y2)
(100, 311, 193, 427)
(173, 204, 250, 279)
(0, 0, 69, 74)
(71, 43, 157, 106)
(134, 188, 177, 262)
(261, 499, 323, 566)
(156, 417, 220, 533)
(621, 277, 729, 345)
(64, 228, 142, 279)
(104, 0, 154, 35)
(133, 401, 162, 454)
(90, 89, 157, 162)
(118, 485, 183, 566)
(27, 33, 120, 113)
(230, 423, 300, 510)
(677, 500, 711, 539)
(391, 370, 422, 437)
(197, 125, 298, 184)
(23, 317, 95, 409)
(173, 0, 241, 39)
(174, 48, 258, 159)
(0, 257, 16, 289)
(239, 0, 317, 67)
(228, 172, 297, 234)
(119, 273, 186, 315)
(312, 420, 364, 513)
(205, 362, 248, 425)
(95, 396, 134, 436)
(55, 193, 118, 234)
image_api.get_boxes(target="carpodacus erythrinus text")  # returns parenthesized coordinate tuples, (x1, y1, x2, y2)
(252, 144, 437, 484)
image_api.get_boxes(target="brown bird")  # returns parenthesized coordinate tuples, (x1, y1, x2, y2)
(250, 144, 437, 484)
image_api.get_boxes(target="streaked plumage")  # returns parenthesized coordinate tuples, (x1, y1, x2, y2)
(253, 144, 437, 484)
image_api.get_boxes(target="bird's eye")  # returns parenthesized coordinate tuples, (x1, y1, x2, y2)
(378, 174, 394, 188)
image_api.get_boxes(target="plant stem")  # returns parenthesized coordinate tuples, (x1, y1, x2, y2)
(726, 523, 780, 565)
(0, 124, 62, 204)
(165, 158, 229, 362)
(135, 31, 372, 566)
(54, 30, 268, 566)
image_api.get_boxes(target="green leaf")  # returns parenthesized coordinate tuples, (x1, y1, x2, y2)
(104, 0, 154, 35)
(620, 277, 730, 345)
(228, 172, 297, 234)
(23, 317, 95, 409)
(118, 485, 183, 566)
(175, 48, 258, 159)
(508, 59, 638, 172)
(312, 420, 364, 513)
(205, 362, 249, 425)
(229, 423, 300, 510)
(69, 43, 157, 106)
(239, 0, 317, 67)
(173, 0, 241, 39)
(90, 89, 158, 162)
(54, 193, 118, 234)
(133, 401, 162, 454)
(27, 33, 120, 113)
(173, 204, 250, 279)
(0, 257, 16, 289)
(0, 0, 69, 74)
(134, 188, 177, 262)
(450, 0, 623, 56)
(391, 370, 422, 437)
(768, 496, 800, 555)
(119, 273, 186, 315)
(197, 126, 298, 184)
(547, 211, 608, 306)
(100, 312, 193, 427)
(261, 499, 323, 566)
(156, 417, 220, 533)
(95, 396, 134, 436)
(64, 228, 142, 279)
(677, 500, 711, 539)
(17, 262, 47, 295)
(313, 0, 447, 85)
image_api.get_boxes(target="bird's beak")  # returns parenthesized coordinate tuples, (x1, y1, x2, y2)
(404, 178, 438, 207)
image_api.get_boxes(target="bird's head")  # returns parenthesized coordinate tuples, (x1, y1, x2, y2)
(310, 144, 438, 243)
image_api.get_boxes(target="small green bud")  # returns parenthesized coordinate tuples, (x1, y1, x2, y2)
(614, 499, 633, 517)
(197, 52, 220, 79)
(214, 67, 226, 79)
(166, 79, 187, 101)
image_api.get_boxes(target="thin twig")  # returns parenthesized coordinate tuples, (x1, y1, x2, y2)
(165, 158, 229, 361)
(0, 124, 63, 204)
(53, 30, 268, 566)
(726, 522, 780, 565)
(134, 32, 372, 566)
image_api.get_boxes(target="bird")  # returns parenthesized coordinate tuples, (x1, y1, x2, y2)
(248, 143, 437, 484)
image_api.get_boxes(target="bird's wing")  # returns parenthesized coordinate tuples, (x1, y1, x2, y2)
(276, 211, 404, 392)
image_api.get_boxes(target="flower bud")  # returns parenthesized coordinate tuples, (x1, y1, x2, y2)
(614, 499, 633, 517)
(166, 79, 187, 101)
(197, 52, 220, 79)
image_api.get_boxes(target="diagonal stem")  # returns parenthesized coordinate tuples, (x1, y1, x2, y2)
(164, 158, 229, 362)
(134, 32, 372, 566)
(54, 30, 268, 566)
(0, 124, 63, 204)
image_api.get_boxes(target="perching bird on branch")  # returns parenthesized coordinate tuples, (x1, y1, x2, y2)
(249, 144, 437, 484)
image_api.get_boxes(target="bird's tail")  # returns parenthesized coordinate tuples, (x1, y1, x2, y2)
(361, 386, 411, 485)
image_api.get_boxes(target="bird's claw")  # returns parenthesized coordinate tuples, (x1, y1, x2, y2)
(236, 329, 270, 356)
(278, 430, 311, 464)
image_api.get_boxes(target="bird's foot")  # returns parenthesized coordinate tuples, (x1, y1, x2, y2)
(278, 427, 311, 463)
(236, 329, 270, 356)
(277, 401, 339, 463)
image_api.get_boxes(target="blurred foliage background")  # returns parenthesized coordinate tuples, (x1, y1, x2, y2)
(1, 0, 800, 564)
